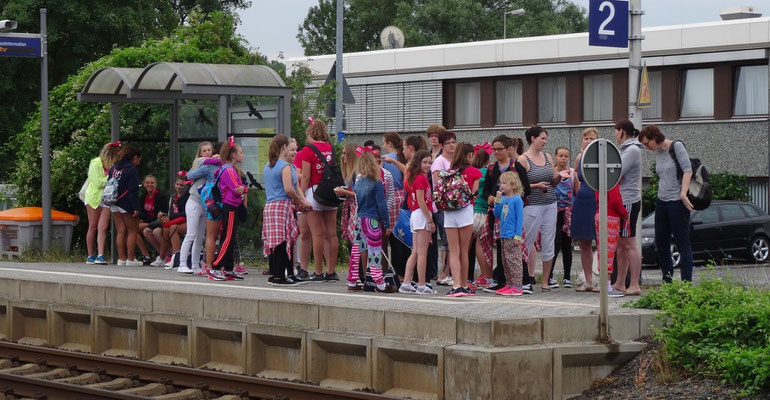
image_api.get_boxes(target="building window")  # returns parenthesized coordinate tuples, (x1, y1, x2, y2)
(641, 70, 662, 120)
(496, 79, 523, 125)
(681, 68, 714, 118)
(734, 65, 768, 116)
(583, 74, 613, 121)
(455, 82, 480, 126)
(538, 76, 566, 123)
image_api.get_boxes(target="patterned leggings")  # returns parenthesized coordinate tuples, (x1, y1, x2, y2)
(501, 237, 523, 287)
(594, 214, 620, 274)
(350, 217, 385, 286)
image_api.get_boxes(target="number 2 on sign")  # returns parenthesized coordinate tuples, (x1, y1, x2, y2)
(599, 1, 615, 35)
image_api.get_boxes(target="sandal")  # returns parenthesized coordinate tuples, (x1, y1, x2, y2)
(541, 286, 551, 292)
(437, 277, 454, 286)
(575, 285, 592, 292)
(591, 286, 600, 293)
(624, 289, 642, 296)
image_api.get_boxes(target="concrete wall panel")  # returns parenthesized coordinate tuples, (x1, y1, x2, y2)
(248, 324, 307, 381)
(105, 288, 152, 313)
(51, 306, 93, 353)
(202, 296, 258, 323)
(258, 300, 319, 330)
(319, 306, 384, 336)
(60, 284, 104, 308)
(373, 338, 444, 400)
(308, 332, 372, 391)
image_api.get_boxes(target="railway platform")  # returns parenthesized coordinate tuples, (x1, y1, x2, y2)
(0, 261, 656, 399)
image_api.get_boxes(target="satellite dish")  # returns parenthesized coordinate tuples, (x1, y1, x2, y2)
(380, 26, 405, 49)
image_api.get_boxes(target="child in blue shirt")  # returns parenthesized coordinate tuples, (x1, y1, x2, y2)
(493, 171, 525, 296)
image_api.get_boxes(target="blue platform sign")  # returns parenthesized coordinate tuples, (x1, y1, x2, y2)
(588, 0, 629, 48)
(0, 35, 42, 58)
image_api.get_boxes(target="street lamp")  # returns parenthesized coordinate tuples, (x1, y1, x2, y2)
(0, 20, 18, 32)
(503, 9, 526, 39)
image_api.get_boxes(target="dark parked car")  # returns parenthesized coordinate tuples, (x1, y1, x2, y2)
(641, 200, 770, 267)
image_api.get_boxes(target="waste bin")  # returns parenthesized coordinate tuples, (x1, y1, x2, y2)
(0, 207, 79, 259)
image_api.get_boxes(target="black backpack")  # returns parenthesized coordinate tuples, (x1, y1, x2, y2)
(669, 140, 712, 211)
(308, 143, 345, 207)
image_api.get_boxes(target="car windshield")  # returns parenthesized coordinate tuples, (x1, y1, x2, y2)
(642, 212, 655, 228)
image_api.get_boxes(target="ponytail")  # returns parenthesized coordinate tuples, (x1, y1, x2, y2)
(268, 135, 290, 168)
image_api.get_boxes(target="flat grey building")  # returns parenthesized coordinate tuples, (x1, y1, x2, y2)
(286, 17, 770, 210)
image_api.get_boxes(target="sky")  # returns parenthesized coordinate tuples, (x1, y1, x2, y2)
(236, 0, 770, 61)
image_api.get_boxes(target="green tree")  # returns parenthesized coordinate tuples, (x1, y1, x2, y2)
(298, 0, 587, 56)
(0, 0, 250, 180)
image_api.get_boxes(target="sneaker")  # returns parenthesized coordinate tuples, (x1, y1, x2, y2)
(309, 272, 326, 282)
(521, 284, 533, 295)
(228, 272, 243, 281)
(324, 272, 340, 282)
(462, 287, 476, 296)
(270, 277, 297, 285)
(234, 265, 248, 275)
(141, 256, 152, 266)
(483, 282, 505, 294)
(86, 256, 96, 264)
(177, 266, 193, 274)
(509, 287, 523, 296)
(117, 259, 127, 266)
(375, 285, 397, 293)
(607, 286, 625, 298)
(347, 283, 364, 291)
(197, 266, 210, 277)
(496, 286, 514, 296)
(548, 278, 560, 289)
(398, 283, 417, 293)
(446, 288, 465, 298)
(563, 279, 573, 288)
(295, 268, 309, 279)
(94, 255, 107, 265)
(416, 285, 437, 295)
(209, 270, 227, 281)
(126, 259, 143, 267)
(473, 276, 488, 287)
(151, 256, 165, 267)
(164, 253, 177, 269)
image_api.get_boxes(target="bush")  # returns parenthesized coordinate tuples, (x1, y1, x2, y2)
(626, 276, 770, 395)
(642, 165, 752, 216)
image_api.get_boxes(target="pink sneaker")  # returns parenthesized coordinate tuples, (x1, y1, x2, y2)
(234, 265, 248, 275)
(197, 265, 210, 277)
(509, 287, 523, 296)
(474, 276, 488, 287)
(495, 286, 514, 296)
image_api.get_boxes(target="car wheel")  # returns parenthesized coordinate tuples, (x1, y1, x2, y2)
(749, 235, 769, 263)
(671, 244, 680, 268)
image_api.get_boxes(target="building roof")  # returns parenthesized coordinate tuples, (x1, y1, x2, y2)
(286, 18, 770, 79)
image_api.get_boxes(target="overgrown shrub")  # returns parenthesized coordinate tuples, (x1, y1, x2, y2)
(627, 276, 770, 395)
(642, 165, 753, 216)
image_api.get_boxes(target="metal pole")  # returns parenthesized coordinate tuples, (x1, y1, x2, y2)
(599, 139, 609, 342)
(629, 0, 644, 255)
(334, 0, 343, 137)
(217, 95, 228, 143)
(169, 101, 179, 195)
(504, 13, 507, 39)
(40, 8, 51, 250)
(110, 103, 120, 263)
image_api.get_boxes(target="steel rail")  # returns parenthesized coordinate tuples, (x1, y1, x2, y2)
(0, 341, 400, 400)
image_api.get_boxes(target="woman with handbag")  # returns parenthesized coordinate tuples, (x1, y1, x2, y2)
(83, 142, 121, 265)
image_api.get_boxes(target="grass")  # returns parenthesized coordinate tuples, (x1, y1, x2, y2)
(626, 268, 770, 396)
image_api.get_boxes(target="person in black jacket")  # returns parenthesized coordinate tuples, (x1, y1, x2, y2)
(480, 135, 531, 292)
(136, 174, 169, 267)
(108, 145, 142, 266)
(163, 173, 189, 268)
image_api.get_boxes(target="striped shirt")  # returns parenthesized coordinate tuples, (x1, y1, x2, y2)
(524, 154, 556, 206)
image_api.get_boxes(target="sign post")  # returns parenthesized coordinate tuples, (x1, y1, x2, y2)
(581, 139, 622, 342)
(0, 10, 50, 250)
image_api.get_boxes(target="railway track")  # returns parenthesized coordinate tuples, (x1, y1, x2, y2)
(0, 341, 400, 400)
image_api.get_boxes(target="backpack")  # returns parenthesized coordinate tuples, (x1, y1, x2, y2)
(308, 144, 345, 207)
(102, 168, 126, 206)
(199, 166, 224, 220)
(433, 168, 474, 211)
(669, 140, 712, 211)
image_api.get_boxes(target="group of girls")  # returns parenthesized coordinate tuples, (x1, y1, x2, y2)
(82, 139, 250, 282)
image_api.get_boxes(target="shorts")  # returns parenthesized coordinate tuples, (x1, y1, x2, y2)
(110, 205, 127, 213)
(472, 212, 487, 234)
(620, 201, 641, 238)
(444, 205, 473, 228)
(305, 186, 339, 212)
(147, 220, 163, 230)
(410, 210, 430, 232)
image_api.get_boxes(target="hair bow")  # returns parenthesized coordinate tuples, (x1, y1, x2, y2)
(177, 170, 187, 178)
(108, 141, 122, 147)
(356, 145, 379, 157)
(308, 117, 315, 125)
(474, 142, 492, 155)
(228, 136, 235, 147)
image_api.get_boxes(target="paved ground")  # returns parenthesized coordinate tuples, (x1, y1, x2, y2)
(1, 258, 765, 321)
